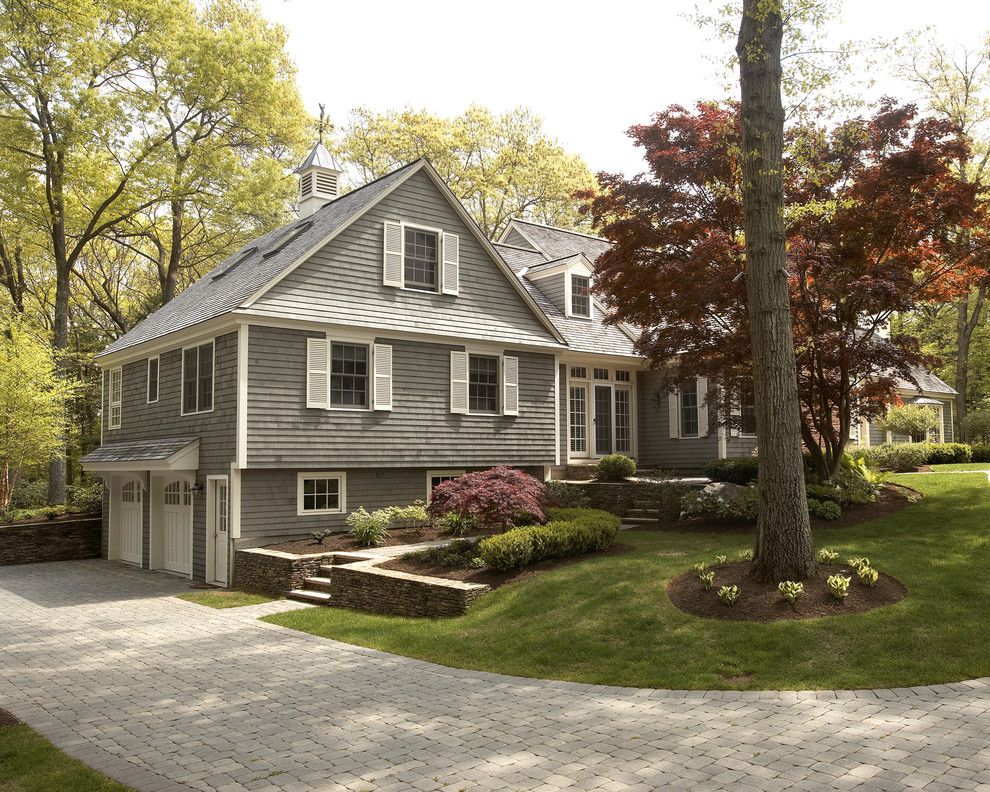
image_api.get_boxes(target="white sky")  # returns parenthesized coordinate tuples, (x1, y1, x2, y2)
(257, 0, 987, 176)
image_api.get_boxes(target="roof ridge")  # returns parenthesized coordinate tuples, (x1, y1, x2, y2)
(509, 218, 609, 243)
(492, 241, 544, 253)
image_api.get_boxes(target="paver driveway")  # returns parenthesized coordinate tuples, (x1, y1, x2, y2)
(1, 560, 989, 792)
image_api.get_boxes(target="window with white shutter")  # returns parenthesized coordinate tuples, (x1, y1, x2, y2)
(668, 389, 679, 439)
(696, 377, 709, 437)
(502, 355, 519, 416)
(383, 221, 403, 287)
(306, 337, 329, 408)
(450, 350, 468, 414)
(373, 344, 393, 411)
(442, 232, 459, 295)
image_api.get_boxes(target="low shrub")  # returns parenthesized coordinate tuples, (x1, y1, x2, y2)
(427, 466, 545, 530)
(860, 443, 927, 472)
(346, 507, 390, 547)
(827, 574, 851, 601)
(434, 512, 480, 537)
(596, 454, 636, 482)
(919, 442, 972, 465)
(971, 443, 990, 463)
(717, 585, 740, 605)
(0, 505, 68, 524)
(807, 498, 841, 520)
(704, 457, 759, 485)
(311, 529, 332, 545)
(778, 580, 804, 607)
(404, 539, 479, 568)
(377, 502, 429, 528)
(477, 508, 619, 571)
(680, 483, 760, 522)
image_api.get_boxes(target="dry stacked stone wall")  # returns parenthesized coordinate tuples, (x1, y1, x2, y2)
(0, 514, 102, 566)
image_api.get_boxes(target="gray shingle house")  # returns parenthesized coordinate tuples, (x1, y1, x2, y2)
(82, 146, 956, 586)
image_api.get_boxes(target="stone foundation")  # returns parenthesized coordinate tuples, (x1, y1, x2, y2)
(232, 547, 337, 596)
(0, 514, 102, 566)
(330, 560, 489, 617)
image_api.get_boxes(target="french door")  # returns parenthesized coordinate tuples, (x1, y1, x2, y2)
(569, 385, 590, 458)
(594, 386, 613, 456)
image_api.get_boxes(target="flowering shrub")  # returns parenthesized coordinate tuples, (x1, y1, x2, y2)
(427, 466, 545, 530)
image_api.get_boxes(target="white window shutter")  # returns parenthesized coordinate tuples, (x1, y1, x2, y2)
(383, 221, 403, 287)
(373, 344, 393, 411)
(441, 232, 459, 295)
(729, 388, 741, 437)
(306, 337, 329, 408)
(450, 350, 468, 414)
(697, 377, 709, 436)
(502, 355, 519, 416)
(668, 390, 680, 439)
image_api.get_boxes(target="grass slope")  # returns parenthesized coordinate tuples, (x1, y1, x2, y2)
(176, 590, 277, 609)
(0, 724, 135, 792)
(930, 463, 990, 472)
(265, 473, 990, 690)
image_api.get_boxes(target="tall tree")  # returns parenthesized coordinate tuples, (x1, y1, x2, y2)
(336, 106, 597, 237)
(735, 0, 814, 580)
(898, 32, 990, 440)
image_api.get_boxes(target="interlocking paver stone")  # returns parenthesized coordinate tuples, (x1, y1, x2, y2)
(1, 560, 989, 792)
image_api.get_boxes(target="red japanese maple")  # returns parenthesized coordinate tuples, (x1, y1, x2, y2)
(582, 100, 987, 477)
(427, 466, 546, 530)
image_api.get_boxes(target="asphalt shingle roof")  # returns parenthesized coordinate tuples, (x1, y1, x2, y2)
(81, 437, 197, 464)
(507, 219, 612, 264)
(896, 366, 956, 396)
(99, 161, 422, 357)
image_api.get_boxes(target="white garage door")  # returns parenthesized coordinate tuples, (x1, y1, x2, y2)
(163, 481, 193, 576)
(118, 481, 142, 565)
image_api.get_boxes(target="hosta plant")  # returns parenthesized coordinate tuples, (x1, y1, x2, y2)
(847, 557, 870, 572)
(698, 571, 715, 590)
(717, 585, 740, 605)
(818, 548, 839, 563)
(311, 529, 333, 545)
(713, 554, 727, 567)
(858, 566, 879, 587)
(737, 548, 753, 561)
(828, 574, 852, 601)
(694, 562, 708, 574)
(778, 580, 804, 607)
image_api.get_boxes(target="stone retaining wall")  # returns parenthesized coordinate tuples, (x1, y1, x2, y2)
(0, 514, 102, 566)
(232, 547, 338, 596)
(330, 560, 489, 617)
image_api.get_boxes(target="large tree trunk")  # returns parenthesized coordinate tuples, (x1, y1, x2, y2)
(737, 0, 815, 582)
(955, 289, 985, 442)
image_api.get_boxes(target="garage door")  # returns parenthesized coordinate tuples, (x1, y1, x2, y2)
(163, 481, 193, 576)
(118, 481, 142, 565)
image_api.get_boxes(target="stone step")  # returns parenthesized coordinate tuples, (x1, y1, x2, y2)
(623, 516, 659, 526)
(287, 589, 332, 605)
(304, 576, 334, 594)
(625, 508, 657, 518)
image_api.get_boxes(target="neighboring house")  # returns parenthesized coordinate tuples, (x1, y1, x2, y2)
(81, 146, 955, 586)
(858, 367, 957, 446)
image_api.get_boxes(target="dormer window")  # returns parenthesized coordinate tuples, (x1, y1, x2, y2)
(404, 227, 439, 292)
(570, 274, 591, 318)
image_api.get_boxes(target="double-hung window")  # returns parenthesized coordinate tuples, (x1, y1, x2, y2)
(469, 355, 499, 414)
(740, 384, 757, 437)
(680, 383, 699, 438)
(297, 472, 346, 515)
(108, 368, 122, 429)
(147, 357, 159, 403)
(570, 274, 591, 318)
(330, 343, 369, 409)
(182, 341, 214, 415)
(404, 227, 439, 292)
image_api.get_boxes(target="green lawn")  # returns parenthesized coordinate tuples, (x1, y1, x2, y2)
(176, 590, 278, 609)
(930, 463, 990, 472)
(265, 473, 990, 690)
(0, 724, 135, 792)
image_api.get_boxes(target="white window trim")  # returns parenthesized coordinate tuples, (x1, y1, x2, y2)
(679, 382, 700, 439)
(567, 273, 593, 319)
(296, 471, 347, 516)
(180, 339, 216, 417)
(398, 222, 445, 294)
(426, 470, 466, 502)
(147, 356, 160, 404)
(466, 350, 502, 416)
(108, 367, 122, 429)
(328, 338, 373, 412)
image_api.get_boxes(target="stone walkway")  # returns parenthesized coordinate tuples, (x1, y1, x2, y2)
(1, 560, 989, 792)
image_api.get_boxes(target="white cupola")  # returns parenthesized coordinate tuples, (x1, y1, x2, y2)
(296, 142, 343, 218)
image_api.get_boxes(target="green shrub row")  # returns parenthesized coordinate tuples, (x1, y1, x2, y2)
(849, 442, 972, 472)
(477, 508, 620, 571)
(703, 457, 759, 485)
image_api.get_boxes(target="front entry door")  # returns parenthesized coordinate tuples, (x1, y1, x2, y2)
(594, 385, 613, 456)
(213, 479, 229, 585)
(118, 481, 142, 565)
(163, 481, 193, 576)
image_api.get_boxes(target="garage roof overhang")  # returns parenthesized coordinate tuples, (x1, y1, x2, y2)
(81, 438, 200, 474)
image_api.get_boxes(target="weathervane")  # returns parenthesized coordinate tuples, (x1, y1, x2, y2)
(317, 104, 331, 145)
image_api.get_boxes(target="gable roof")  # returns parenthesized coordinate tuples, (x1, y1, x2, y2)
(896, 366, 956, 396)
(100, 160, 564, 359)
(502, 218, 612, 264)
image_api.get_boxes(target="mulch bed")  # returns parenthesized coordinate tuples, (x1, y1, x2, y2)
(671, 483, 921, 534)
(379, 543, 634, 589)
(667, 561, 908, 622)
(262, 525, 496, 555)
(0, 708, 21, 727)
